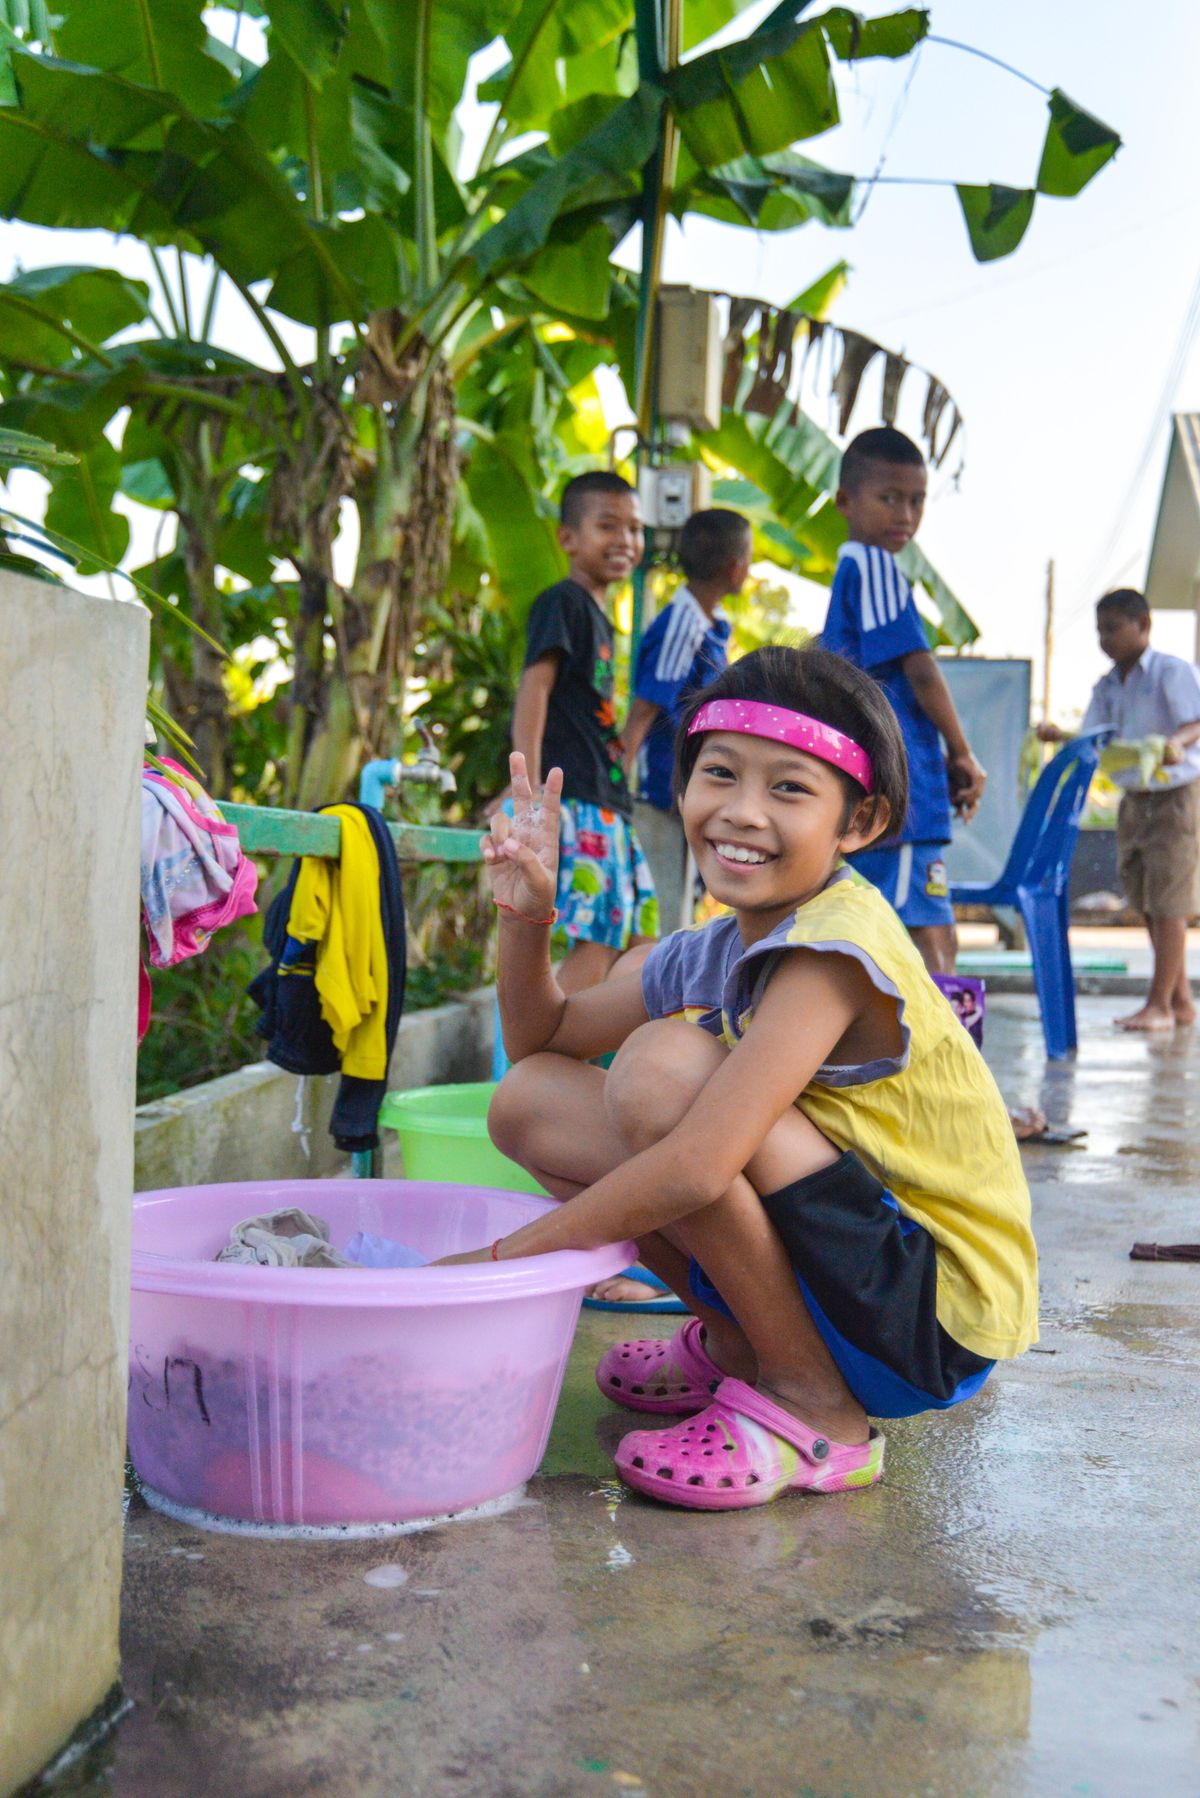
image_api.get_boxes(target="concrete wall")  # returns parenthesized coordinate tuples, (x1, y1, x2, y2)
(134, 986, 495, 1188)
(0, 575, 148, 1793)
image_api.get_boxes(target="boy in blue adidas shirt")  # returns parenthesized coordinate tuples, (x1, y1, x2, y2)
(821, 427, 986, 974)
(623, 509, 750, 929)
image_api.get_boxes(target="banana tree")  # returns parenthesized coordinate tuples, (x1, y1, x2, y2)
(0, 0, 1120, 802)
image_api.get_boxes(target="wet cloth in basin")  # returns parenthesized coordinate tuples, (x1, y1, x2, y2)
(214, 1207, 427, 1270)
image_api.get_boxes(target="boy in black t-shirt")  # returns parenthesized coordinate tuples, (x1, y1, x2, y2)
(508, 471, 658, 993)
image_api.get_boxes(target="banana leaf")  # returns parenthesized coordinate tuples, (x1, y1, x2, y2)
(263, 0, 349, 88)
(469, 86, 662, 281)
(681, 148, 854, 230)
(821, 7, 928, 61)
(1036, 89, 1121, 198)
(0, 424, 77, 468)
(478, 0, 631, 131)
(43, 436, 129, 574)
(0, 0, 54, 39)
(57, 0, 234, 114)
(956, 184, 1035, 263)
(462, 428, 563, 620)
(0, 368, 136, 451)
(786, 259, 851, 317)
(0, 266, 151, 368)
(666, 16, 837, 168)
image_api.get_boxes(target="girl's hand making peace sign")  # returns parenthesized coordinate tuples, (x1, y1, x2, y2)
(481, 752, 563, 922)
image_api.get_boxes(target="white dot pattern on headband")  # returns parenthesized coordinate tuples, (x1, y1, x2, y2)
(687, 698, 874, 792)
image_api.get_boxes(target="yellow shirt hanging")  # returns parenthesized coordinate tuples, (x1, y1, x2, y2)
(289, 805, 389, 1080)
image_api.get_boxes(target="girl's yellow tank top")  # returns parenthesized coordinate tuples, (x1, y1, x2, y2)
(716, 877, 1039, 1360)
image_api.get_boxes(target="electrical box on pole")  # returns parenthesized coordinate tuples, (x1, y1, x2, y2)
(637, 463, 713, 529)
(656, 286, 722, 432)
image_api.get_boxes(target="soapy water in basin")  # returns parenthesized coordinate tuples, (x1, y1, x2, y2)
(127, 1338, 557, 1525)
(129, 1179, 633, 1530)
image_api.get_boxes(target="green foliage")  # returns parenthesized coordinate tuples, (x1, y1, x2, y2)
(136, 902, 487, 1104)
(821, 7, 929, 62)
(1037, 89, 1122, 198)
(684, 149, 854, 232)
(958, 86, 1122, 259)
(0, 424, 75, 469)
(0, 265, 151, 365)
(0, 0, 54, 41)
(0, 0, 1121, 1098)
(667, 15, 837, 169)
(415, 599, 525, 815)
(137, 913, 266, 1104)
(469, 87, 661, 282)
(57, 0, 235, 113)
(956, 183, 1036, 263)
(42, 436, 130, 573)
(403, 942, 487, 1013)
(786, 258, 851, 316)
(266, 0, 350, 88)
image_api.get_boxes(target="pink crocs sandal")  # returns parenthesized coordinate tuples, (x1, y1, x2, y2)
(614, 1377, 885, 1510)
(595, 1316, 725, 1415)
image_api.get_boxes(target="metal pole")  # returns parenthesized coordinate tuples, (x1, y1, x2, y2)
(629, 0, 681, 678)
(630, 0, 663, 678)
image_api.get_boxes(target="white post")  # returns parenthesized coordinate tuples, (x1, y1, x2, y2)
(0, 573, 148, 1791)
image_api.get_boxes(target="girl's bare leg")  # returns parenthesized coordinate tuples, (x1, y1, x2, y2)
(604, 1021, 869, 1444)
(494, 1023, 871, 1441)
(488, 1053, 746, 1342)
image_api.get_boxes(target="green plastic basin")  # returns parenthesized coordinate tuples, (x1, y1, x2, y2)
(379, 1081, 547, 1195)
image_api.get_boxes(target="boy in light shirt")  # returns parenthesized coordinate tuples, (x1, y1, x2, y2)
(1041, 587, 1200, 1032)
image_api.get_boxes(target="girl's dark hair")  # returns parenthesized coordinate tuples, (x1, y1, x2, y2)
(673, 644, 909, 840)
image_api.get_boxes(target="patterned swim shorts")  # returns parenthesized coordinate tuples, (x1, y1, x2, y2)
(555, 801, 658, 950)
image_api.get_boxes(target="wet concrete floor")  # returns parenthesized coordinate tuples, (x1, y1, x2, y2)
(64, 996, 1200, 1797)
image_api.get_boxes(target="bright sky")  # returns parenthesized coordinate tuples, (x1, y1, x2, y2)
(4, 1, 1198, 721)
(653, 0, 1200, 721)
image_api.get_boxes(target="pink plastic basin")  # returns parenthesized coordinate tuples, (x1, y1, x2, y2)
(129, 1179, 633, 1532)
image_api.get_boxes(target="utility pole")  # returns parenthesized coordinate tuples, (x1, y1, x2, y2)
(1042, 558, 1055, 726)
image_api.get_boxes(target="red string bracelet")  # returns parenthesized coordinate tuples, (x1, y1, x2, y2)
(490, 1238, 503, 1261)
(495, 899, 558, 927)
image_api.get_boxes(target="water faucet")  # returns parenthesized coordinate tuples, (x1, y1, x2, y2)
(358, 723, 457, 810)
(406, 721, 458, 795)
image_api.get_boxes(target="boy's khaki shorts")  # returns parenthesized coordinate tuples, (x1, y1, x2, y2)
(1117, 782, 1200, 918)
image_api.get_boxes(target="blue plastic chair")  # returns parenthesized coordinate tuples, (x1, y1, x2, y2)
(949, 728, 1114, 1060)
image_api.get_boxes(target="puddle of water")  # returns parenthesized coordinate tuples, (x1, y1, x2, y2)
(362, 1564, 408, 1589)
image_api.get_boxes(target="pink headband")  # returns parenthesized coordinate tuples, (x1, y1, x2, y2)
(687, 698, 875, 794)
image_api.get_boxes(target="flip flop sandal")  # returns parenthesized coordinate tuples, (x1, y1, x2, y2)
(614, 1377, 885, 1511)
(583, 1265, 688, 1315)
(595, 1316, 725, 1415)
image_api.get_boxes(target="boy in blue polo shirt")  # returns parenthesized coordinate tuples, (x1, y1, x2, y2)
(821, 427, 986, 974)
(623, 509, 751, 929)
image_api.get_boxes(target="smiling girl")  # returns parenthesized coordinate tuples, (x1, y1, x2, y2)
(463, 645, 1037, 1512)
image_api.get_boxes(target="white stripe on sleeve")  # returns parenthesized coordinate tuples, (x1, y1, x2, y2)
(655, 588, 709, 682)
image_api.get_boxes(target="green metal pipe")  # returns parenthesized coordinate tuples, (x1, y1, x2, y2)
(629, 0, 666, 678)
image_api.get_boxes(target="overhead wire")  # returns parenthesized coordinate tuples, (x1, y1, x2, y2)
(1062, 254, 1200, 630)
(851, 40, 925, 227)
